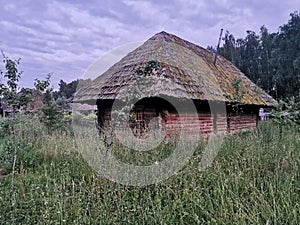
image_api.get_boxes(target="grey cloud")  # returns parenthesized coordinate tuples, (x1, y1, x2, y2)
(0, 0, 298, 88)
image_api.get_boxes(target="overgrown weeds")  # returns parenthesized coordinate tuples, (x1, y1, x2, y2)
(0, 117, 299, 224)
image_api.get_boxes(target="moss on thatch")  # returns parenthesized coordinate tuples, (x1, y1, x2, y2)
(74, 31, 276, 106)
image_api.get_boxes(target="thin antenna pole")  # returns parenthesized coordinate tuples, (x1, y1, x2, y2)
(214, 28, 223, 66)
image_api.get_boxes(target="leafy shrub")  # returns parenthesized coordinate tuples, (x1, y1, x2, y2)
(84, 112, 97, 120)
(0, 119, 11, 138)
(39, 102, 64, 132)
(72, 111, 85, 124)
(63, 112, 72, 122)
(271, 96, 300, 137)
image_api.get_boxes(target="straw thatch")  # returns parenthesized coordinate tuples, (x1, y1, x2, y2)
(74, 31, 276, 106)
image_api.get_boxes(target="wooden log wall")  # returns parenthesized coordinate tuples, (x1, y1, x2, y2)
(228, 114, 257, 133)
(97, 99, 259, 140)
(165, 113, 214, 140)
(198, 113, 214, 140)
(165, 112, 257, 140)
(100, 110, 258, 140)
(215, 113, 228, 134)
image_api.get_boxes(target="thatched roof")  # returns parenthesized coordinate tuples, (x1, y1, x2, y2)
(74, 31, 276, 106)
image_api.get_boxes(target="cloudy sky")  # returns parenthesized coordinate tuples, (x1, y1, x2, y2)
(0, 0, 298, 88)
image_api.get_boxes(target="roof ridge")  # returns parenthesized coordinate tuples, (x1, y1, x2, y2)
(74, 32, 276, 106)
(151, 31, 209, 50)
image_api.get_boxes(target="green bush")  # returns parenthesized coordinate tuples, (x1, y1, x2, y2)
(0, 119, 12, 138)
(39, 103, 64, 131)
(84, 112, 97, 120)
(72, 111, 85, 124)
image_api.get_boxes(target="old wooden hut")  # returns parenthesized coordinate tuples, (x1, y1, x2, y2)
(74, 31, 276, 139)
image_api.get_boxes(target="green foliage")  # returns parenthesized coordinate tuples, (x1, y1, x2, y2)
(219, 11, 300, 99)
(18, 88, 33, 108)
(0, 53, 35, 192)
(1, 54, 21, 92)
(34, 75, 64, 132)
(1, 119, 300, 224)
(56, 96, 69, 110)
(39, 102, 64, 131)
(0, 119, 11, 138)
(232, 78, 244, 98)
(224, 78, 245, 114)
(34, 74, 51, 92)
(72, 111, 85, 124)
(52, 78, 91, 100)
(0, 140, 43, 176)
(135, 60, 160, 78)
(229, 78, 245, 102)
(69, 111, 97, 132)
(0, 52, 32, 110)
(84, 112, 97, 120)
(271, 96, 300, 126)
(63, 112, 72, 121)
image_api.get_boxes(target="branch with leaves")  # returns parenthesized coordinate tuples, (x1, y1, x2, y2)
(34, 74, 64, 132)
(0, 52, 29, 193)
(271, 96, 300, 137)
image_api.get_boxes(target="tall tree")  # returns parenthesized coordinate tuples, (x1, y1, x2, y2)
(53, 79, 91, 101)
(272, 12, 300, 98)
(258, 26, 275, 94)
(219, 11, 300, 100)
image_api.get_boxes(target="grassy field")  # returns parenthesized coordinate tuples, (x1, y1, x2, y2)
(0, 115, 299, 224)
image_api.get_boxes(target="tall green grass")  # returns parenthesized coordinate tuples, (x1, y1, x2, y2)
(0, 116, 299, 224)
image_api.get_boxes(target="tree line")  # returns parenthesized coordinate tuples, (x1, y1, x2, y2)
(215, 11, 300, 100)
